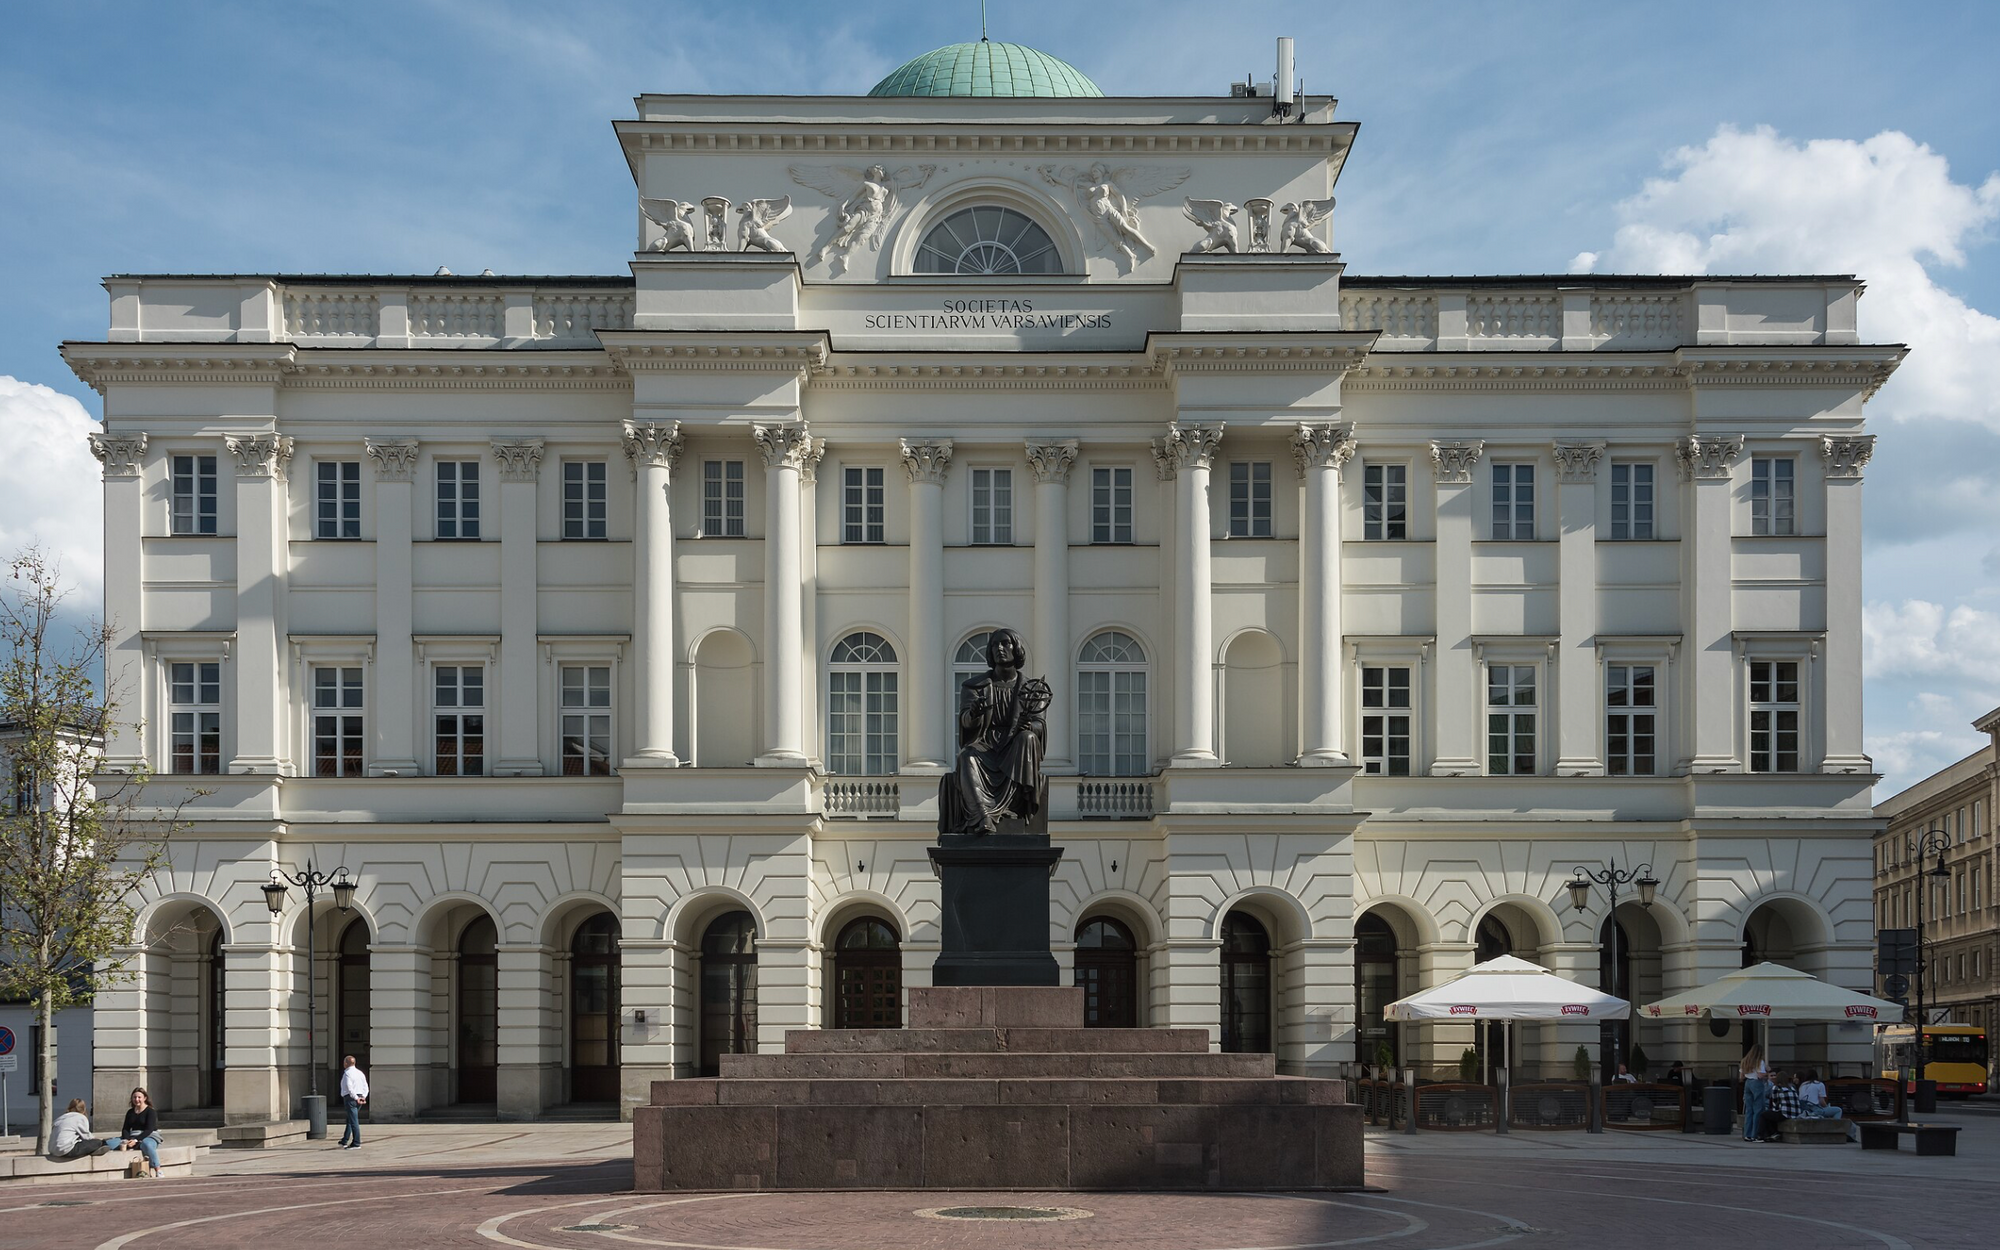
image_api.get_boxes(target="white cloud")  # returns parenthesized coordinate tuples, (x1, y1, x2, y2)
(0, 376, 102, 604)
(1573, 125, 2000, 430)
(1866, 727, 1981, 801)
(1863, 599, 2000, 683)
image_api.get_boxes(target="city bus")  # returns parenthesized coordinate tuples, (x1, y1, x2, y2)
(1877, 1024, 1990, 1095)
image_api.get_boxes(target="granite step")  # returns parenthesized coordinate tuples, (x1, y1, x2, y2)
(907, 985, 1086, 1028)
(653, 1075, 1347, 1108)
(718, 1049, 1278, 1080)
(782, 1026, 1211, 1054)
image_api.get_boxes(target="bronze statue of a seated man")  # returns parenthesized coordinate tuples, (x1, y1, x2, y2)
(938, 627, 1051, 837)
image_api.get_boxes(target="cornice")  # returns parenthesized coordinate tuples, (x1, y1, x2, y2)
(1346, 357, 1686, 393)
(286, 354, 627, 391)
(615, 122, 1352, 160)
(61, 343, 298, 395)
(1673, 346, 1907, 399)
(598, 332, 829, 375)
(812, 356, 1165, 392)
(1149, 333, 1378, 375)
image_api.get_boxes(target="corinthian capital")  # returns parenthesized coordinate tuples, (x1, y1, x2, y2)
(88, 431, 148, 478)
(1023, 439, 1079, 484)
(1552, 441, 1606, 484)
(1151, 422, 1225, 480)
(1428, 439, 1485, 485)
(622, 420, 684, 473)
(1819, 434, 1875, 479)
(489, 439, 545, 482)
(753, 421, 825, 479)
(222, 433, 294, 480)
(1291, 423, 1355, 477)
(899, 439, 953, 485)
(1676, 433, 1744, 481)
(365, 438, 419, 482)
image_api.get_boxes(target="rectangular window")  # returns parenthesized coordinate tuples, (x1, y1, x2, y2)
(1091, 467, 1133, 544)
(702, 459, 746, 537)
(562, 461, 607, 540)
(842, 466, 885, 544)
(1976, 865, 1983, 911)
(1228, 461, 1273, 538)
(315, 461, 361, 540)
(433, 666, 485, 776)
(1359, 666, 1412, 776)
(1491, 463, 1535, 540)
(1076, 669, 1148, 776)
(311, 666, 365, 777)
(436, 460, 480, 539)
(1606, 664, 1658, 776)
(826, 671, 899, 776)
(1748, 660, 1801, 772)
(168, 661, 222, 774)
(560, 664, 612, 775)
(969, 467, 1014, 545)
(1958, 870, 1967, 913)
(1486, 664, 1537, 775)
(170, 454, 218, 536)
(1751, 458, 1795, 536)
(1610, 462, 1654, 540)
(1363, 463, 1407, 541)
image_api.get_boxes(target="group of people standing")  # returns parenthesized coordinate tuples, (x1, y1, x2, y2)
(1739, 1045, 1848, 1141)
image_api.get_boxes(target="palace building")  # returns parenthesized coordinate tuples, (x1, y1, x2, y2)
(62, 38, 1901, 1123)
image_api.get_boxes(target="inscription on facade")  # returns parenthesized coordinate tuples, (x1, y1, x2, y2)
(862, 298, 1112, 331)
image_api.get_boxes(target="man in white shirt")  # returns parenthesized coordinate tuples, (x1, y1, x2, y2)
(337, 1054, 370, 1150)
(49, 1098, 111, 1160)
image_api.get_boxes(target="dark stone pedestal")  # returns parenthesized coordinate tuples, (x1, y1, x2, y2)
(928, 839, 1062, 986)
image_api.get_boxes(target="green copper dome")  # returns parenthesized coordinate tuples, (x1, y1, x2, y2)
(868, 41, 1103, 98)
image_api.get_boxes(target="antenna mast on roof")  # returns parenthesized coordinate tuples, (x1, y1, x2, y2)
(980, 0, 989, 41)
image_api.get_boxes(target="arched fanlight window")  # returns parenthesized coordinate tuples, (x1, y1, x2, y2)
(1077, 630, 1148, 776)
(828, 632, 899, 775)
(949, 631, 994, 733)
(1220, 911, 1273, 1054)
(914, 206, 1063, 275)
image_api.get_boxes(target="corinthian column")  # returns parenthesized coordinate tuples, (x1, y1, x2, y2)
(1680, 434, 1743, 771)
(753, 421, 823, 766)
(625, 421, 684, 766)
(366, 438, 421, 774)
(1430, 440, 1483, 775)
(1820, 434, 1874, 771)
(88, 432, 148, 769)
(1293, 423, 1354, 766)
(1155, 422, 1225, 766)
(1025, 440, 1078, 771)
(900, 439, 953, 770)
(222, 433, 293, 773)
(490, 440, 544, 775)
(1553, 441, 1605, 775)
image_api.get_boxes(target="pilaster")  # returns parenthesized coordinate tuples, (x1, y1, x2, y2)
(222, 433, 293, 773)
(900, 438, 953, 771)
(88, 432, 148, 768)
(624, 420, 685, 767)
(1155, 422, 1225, 766)
(1429, 440, 1484, 775)
(1820, 435, 1874, 772)
(491, 440, 545, 775)
(362, 944, 429, 1120)
(1293, 423, 1354, 766)
(495, 943, 549, 1120)
(1681, 434, 1744, 771)
(366, 438, 420, 775)
(1554, 441, 1605, 776)
(1025, 440, 1078, 770)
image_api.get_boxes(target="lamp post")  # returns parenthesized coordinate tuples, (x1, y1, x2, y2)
(262, 861, 355, 1139)
(1568, 861, 1658, 1132)
(1902, 827, 1951, 1114)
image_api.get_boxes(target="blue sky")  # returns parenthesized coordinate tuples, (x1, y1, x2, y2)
(3, 0, 1997, 795)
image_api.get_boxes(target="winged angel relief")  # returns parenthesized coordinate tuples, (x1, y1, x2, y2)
(1038, 163, 1190, 269)
(788, 163, 937, 276)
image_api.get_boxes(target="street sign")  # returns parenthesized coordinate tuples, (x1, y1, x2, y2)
(1928, 1008, 1952, 1025)
(0, 1054, 16, 1073)
(0, 1026, 14, 1055)
(1883, 973, 1910, 998)
(1878, 929, 1919, 976)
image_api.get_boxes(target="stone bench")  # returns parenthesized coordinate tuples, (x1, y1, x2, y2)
(2, 1144, 199, 1184)
(1857, 1121, 1961, 1156)
(1778, 1117, 1850, 1145)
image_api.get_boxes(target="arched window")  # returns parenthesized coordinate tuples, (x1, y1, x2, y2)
(1220, 911, 1273, 1054)
(827, 632, 899, 775)
(457, 915, 499, 1104)
(337, 919, 371, 1095)
(1077, 631, 1148, 776)
(1475, 915, 1513, 963)
(570, 913, 620, 1102)
(833, 917, 902, 1030)
(1075, 917, 1138, 1029)
(951, 631, 993, 737)
(914, 206, 1063, 275)
(700, 911, 758, 1076)
(1354, 912, 1400, 1068)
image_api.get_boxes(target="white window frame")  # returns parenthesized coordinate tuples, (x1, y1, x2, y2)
(170, 453, 219, 536)
(1609, 461, 1655, 541)
(435, 459, 481, 540)
(702, 458, 746, 538)
(1357, 663, 1414, 777)
(1361, 462, 1408, 541)
(290, 636, 373, 778)
(143, 633, 234, 775)
(432, 663, 487, 776)
(1604, 662, 1660, 777)
(539, 637, 624, 775)
(307, 663, 367, 777)
(951, 630, 996, 737)
(315, 460, 362, 540)
(167, 657, 224, 775)
(1746, 656, 1803, 773)
(1227, 461, 1273, 538)
(1750, 456, 1796, 537)
(1485, 661, 1539, 776)
(562, 460, 608, 541)
(1090, 466, 1134, 545)
(969, 467, 1014, 545)
(1076, 630, 1150, 777)
(1489, 461, 1536, 541)
(842, 466, 886, 545)
(826, 630, 900, 776)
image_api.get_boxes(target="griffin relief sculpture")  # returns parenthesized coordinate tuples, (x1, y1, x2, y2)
(1038, 162, 1190, 269)
(1182, 198, 1241, 254)
(1279, 198, 1337, 253)
(638, 198, 700, 252)
(737, 196, 793, 253)
(789, 163, 937, 276)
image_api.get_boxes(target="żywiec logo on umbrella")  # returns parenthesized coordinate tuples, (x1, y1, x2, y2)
(1449, 1005, 1478, 1016)
(1560, 1004, 1590, 1017)
(1736, 1005, 1772, 1017)
(1845, 1005, 1877, 1019)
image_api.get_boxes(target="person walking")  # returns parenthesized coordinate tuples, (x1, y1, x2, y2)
(337, 1054, 369, 1149)
(1739, 1045, 1770, 1142)
(113, 1087, 163, 1177)
(48, 1098, 111, 1161)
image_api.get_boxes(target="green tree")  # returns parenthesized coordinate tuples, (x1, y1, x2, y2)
(0, 550, 176, 1153)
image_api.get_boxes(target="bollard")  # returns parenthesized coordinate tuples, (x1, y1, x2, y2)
(1404, 1066, 1418, 1135)
(1497, 1067, 1510, 1135)
(1587, 1068, 1602, 1133)
(303, 1093, 328, 1140)
(1680, 1080, 1699, 1133)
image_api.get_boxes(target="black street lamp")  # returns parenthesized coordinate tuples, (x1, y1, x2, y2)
(1902, 827, 1951, 1112)
(262, 860, 355, 1139)
(1567, 862, 1658, 1059)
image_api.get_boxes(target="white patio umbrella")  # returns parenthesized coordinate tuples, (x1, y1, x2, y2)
(1383, 954, 1630, 1022)
(1639, 961, 1904, 1024)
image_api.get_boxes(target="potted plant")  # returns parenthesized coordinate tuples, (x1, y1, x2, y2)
(1459, 1047, 1482, 1082)
(1374, 1041, 1395, 1075)
(1573, 1045, 1592, 1081)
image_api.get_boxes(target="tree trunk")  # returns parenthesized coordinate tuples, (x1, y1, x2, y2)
(36, 984, 55, 1154)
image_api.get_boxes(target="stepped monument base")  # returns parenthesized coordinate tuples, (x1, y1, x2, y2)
(634, 985, 1365, 1191)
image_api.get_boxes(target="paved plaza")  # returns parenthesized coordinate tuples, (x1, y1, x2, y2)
(5, 1106, 1994, 1250)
